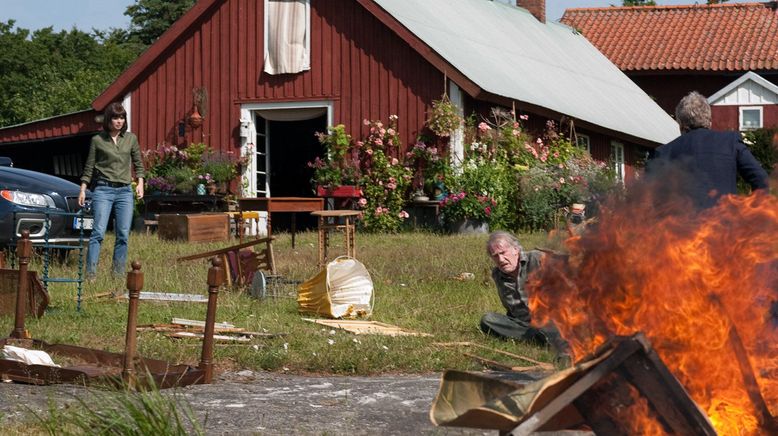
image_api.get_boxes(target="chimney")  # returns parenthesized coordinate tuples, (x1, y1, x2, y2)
(516, 0, 546, 23)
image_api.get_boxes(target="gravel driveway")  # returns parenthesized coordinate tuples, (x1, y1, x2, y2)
(0, 370, 543, 435)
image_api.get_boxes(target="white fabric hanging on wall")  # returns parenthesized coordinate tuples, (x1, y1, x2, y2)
(264, 0, 311, 75)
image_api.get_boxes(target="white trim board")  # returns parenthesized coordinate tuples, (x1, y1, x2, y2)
(708, 71, 778, 106)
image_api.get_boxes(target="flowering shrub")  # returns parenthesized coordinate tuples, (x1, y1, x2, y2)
(405, 140, 450, 194)
(143, 142, 246, 195)
(439, 191, 496, 223)
(356, 116, 413, 233)
(516, 143, 617, 231)
(311, 117, 412, 233)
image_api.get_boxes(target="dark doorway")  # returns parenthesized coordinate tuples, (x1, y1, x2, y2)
(265, 114, 327, 232)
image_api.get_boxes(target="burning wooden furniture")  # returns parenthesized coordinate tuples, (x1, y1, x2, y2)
(431, 333, 719, 435)
(0, 231, 225, 389)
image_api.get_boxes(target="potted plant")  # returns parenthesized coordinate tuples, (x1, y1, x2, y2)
(439, 191, 496, 234)
(309, 125, 363, 197)
(425, 95, 463, 137)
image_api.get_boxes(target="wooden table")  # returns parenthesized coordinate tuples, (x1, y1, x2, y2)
(310, 210, 361, 269)
(237, 197, 324, 247)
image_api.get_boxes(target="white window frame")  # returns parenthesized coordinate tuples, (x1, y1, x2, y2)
(610, 141, 625, 183)
(239, 101, 333, 198)
(739, 106, 763, 131)
(576, 134, 591, 153)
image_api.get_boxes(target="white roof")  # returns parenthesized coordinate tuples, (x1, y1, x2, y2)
(372, 0, 679, 144)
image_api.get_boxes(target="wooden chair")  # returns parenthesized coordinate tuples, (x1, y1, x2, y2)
(176, 237, 276, 287)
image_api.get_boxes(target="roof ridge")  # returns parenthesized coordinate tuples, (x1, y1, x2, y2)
(565, 2, 773, 14)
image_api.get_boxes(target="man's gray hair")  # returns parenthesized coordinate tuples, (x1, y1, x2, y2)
(675, 91, 712, 131)
(486, 231, 522, 254)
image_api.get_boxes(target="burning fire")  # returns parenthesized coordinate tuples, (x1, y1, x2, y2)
(529, 174, 778, 435)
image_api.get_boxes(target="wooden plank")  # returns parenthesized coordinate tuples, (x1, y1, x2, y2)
(463, 353, 547, 373)
(117, 292, 208, 303)
(176, 236, 275, 261)
(171, 318, 235, 329)
(301, 318, 432, 337)
(433, 341, 553, 370)
(168, 331, 251, 343)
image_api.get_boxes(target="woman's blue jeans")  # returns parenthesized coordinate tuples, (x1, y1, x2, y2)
(86, 184, 134, 277)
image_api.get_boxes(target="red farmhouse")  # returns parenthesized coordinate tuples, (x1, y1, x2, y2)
(0, 0, 677, 192)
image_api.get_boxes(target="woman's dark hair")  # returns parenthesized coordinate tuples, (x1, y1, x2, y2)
(102, 102, 128, 134)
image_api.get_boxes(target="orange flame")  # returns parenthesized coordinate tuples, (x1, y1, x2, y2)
(529, 176, 778, 435)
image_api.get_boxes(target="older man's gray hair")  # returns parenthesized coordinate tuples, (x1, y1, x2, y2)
(486, 231, 522, 254)
(675, 91, 712, 132)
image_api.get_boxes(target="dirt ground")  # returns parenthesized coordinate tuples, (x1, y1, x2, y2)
(0, 370, 546, 435)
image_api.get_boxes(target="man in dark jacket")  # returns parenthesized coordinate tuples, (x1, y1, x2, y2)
(651, 91, 768, 208)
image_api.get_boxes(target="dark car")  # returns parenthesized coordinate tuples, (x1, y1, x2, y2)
(0, 166, 92, 248)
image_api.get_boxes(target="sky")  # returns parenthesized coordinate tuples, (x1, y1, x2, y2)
(0, 0, 767, 32)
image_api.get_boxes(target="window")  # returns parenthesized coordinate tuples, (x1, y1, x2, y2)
(576, 134, 590, 153)
(610, 141, 625, 182)
(264, 0, 311, 75)
(739, 106, 763, 131)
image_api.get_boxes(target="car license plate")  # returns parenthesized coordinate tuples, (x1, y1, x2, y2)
(73, 217, 94, 230)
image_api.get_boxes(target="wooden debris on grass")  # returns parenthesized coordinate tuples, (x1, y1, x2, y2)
(302, 318, 433, 337)
(136, 317, 285, 341)
(168, 331, 252, 343)
(116, 292, 208, 303)
(434, 341, 554, 371)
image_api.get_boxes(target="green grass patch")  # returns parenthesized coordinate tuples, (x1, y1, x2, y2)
(1, 230, 560, 375)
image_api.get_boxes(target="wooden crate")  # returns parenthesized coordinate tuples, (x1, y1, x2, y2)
(158, 213, 229, 242)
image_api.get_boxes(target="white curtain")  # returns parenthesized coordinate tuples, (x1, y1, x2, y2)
(256, 107, 326, 121)
(264, 0, 310, 75)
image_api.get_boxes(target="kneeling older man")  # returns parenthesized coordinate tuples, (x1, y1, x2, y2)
(481, 231, 570, 362)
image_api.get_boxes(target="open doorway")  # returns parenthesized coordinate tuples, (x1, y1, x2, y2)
(255, 112, 327, 232)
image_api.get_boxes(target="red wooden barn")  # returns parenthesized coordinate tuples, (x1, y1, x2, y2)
(0, 0, 677, 193)
(562, 2, 778, 132)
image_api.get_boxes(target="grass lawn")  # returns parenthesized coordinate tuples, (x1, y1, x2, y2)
(1, 229, 563, 375)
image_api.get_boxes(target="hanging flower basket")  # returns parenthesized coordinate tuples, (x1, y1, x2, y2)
(316, 185, 363, 198)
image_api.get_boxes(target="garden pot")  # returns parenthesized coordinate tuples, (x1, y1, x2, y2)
(316, 185, 363, 198)
(188, 105, 203, 128)
(448, 219, 489, 234)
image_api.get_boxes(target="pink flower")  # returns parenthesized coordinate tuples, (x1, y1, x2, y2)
(553, 151, 560, 158)
(398, 210, 409, 219)
(382, 207, 389, 213)
(391, 158, 399, 165)
(513, 121, 520, 129)
(478, 122, 491, 132)
(363, 119, 370, 125)
(512, 129, 520, 137)
(366, 149, 373, 155)
(387, 128, 395, 136)
(358, 198, 368, 207)
(559, 177, 565, 184)
(356, 140, 364, 147)
(375, 207, 383, 215)
(519, 114, 529, 120)
(374, 139, 383, 146)
(484, 206, 491, 216)
(387, 182, 397, 190)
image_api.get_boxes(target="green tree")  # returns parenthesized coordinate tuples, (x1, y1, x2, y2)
(622, 0, 656, 5)
(125, 0, 196, 46)
(0, 20, 140, 127)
